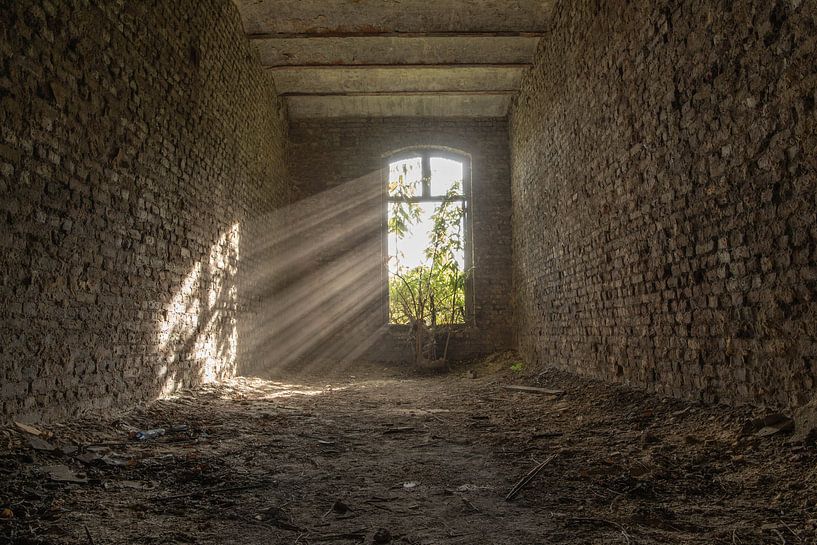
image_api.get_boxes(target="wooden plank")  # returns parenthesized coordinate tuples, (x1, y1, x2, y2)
(281, 91, 518, 97)
(266, 63, 530, 71)
(501, 385, 565, 396)
(253, 36, 541, 67)
(248, 31, 548, 40)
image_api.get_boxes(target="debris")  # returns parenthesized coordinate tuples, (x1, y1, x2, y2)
(44, 464, 88, 483)
(76, 452, 102, 464)
(60, 445, 79, 455)
(314, 530, 367, 542)
(28, 436, 57, 452)
(318, 439, 336, 446)
(256, 505, 303, 531)
(106, 480, 156, 490)
(154, 480, 275, 502)
(456, 483, 493, 492)
(459, 495, 480, 512)
(130, 428, 166, 441)
(741, 414, 794, 437)
(383, 426, 416, 435)
(84, 525, 95, 545)
(403, 482, 419, 490)
(757, 421, 794, 437)
(101, 454, 134, 467)
(505, 453, 558, 501)
(373, 528, 392, 544)
(672, 406, 692, 417)
(332, 500, 349, 514)
(14, 421, 49, 437)
(0, 508, 13, 519)
(465, 370, 477, 379)
(640, 431, 660, 445)
(568, 517, 632, 545)
(793, 398, 817, 444)
(502, 385, 565, 396)
(531, 431, 563, 440)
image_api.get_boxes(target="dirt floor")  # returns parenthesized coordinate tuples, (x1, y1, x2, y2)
(2, 352, 816, 545)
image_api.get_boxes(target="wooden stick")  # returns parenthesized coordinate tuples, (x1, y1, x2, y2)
(502, 385, 564, 396)
(383, 426, 416, 434)
(505, 453, 557, 501)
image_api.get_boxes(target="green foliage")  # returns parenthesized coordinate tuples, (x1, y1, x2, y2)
(389, 264, 466, 326)
(510, 361, 525, 373)
(388, 180, 467, 327)
(387, 170, 422, 238)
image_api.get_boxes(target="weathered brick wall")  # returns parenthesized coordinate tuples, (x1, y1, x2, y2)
(276, 118, 513, 369)
(0, 0, 291, 421)
(511, 0, 817, 406)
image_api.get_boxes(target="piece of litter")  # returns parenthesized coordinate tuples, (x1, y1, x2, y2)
(44, 465, 88, 483)
(14, 421, 48, 437)
(403, 482, 419, 490)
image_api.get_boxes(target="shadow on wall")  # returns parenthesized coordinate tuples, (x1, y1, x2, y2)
(155, 223, 241, 397)
(237, 171, 390, 379)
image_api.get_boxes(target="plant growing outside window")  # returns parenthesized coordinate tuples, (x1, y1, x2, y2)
(387, 152, 469, 365)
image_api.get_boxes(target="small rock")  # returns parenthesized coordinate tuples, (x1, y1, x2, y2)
(332, 500, 349, 514)
(0, 508, 13, 519)
(373, 528, 391, 544)
(44, 464, 88, 483)
(28, 437, 57, 452)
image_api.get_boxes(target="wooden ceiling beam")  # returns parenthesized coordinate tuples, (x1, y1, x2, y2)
(265, 63, 530, 71)
(248, 31, 547, 39)
(281, 90, 518, 97)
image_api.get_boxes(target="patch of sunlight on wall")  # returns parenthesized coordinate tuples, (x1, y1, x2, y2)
(157, 223, 241, 397)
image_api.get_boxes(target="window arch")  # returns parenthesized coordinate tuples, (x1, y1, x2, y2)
(384, 148, 472, 325)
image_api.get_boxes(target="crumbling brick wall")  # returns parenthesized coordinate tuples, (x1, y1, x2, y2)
(511, 0, 817, 406)
(275, 118, 513, 369)
(0, 0, 291, 421)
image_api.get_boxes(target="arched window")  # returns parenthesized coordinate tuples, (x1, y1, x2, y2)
(386, 149, 471, 325)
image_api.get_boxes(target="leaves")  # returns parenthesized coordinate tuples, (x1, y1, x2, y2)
(388, 179, 467, 327)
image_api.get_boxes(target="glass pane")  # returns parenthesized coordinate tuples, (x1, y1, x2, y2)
(430, 157, 464, 196)
(388, 157, 423, 198)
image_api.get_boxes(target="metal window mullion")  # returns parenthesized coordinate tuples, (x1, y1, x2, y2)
(421, 153, 431, 198)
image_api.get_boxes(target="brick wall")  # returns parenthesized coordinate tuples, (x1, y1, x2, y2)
(510, 0, 817, 406)
(273, 118, 513, 370)
(0, 0, 291, 421)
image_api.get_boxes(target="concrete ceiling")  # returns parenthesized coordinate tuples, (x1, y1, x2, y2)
(232, 1, 553, 119)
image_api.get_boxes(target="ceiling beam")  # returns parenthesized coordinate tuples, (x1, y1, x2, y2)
(281, 90, 518, 97)
(248, 31, 547, 39)
(232, 0, 553, 36)
(270, 66, 525, 94)
(252, 36, 541, 67)
(286, 94, 512, 119)
(266, 63, 530, 71)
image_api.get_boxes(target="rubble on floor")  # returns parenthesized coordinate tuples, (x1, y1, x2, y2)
(1, 352, 815, 544)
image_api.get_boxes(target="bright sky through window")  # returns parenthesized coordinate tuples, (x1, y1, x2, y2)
(388, 156, 465, 274)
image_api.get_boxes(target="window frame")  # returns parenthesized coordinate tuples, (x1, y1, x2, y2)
(382, 148, 474, 327)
